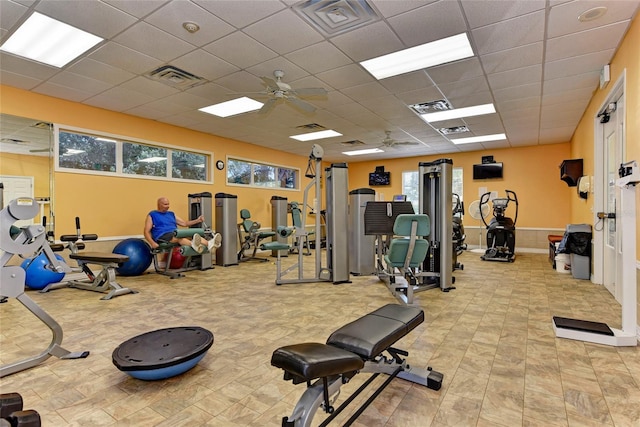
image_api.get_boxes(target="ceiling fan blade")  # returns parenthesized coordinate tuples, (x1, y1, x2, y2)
(288, 97, 316, 113)
(258, 98, 278, 114)
(292, 87, 327, 97)
(260, 76, 278, 89)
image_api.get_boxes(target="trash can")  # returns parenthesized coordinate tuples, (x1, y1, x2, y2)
(558, 224, 591, 279)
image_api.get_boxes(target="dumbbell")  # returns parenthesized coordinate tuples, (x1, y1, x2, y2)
(0, 393, 41, 427)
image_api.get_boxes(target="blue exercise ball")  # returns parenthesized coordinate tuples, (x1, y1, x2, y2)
(113, 238, 153, 276)
(21, 253, 66, 290)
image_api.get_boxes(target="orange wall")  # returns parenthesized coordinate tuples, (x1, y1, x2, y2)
(1, 85, 310, 238)
(349, 143, 572, 229)
(0, 152, 51, 222)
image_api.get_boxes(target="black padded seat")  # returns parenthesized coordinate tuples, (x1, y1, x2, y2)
(327, 304, 423, 360)
(271, 343, 363, 382)
(70, 252, 129, 264)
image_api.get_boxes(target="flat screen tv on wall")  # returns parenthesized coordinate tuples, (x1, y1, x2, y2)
(369, 171, 390, 186)
(473, 162, 503, 179)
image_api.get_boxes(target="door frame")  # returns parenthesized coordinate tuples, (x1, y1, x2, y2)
(593, 70, 626, 286)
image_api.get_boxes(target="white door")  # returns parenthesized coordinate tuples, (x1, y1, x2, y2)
(601, 97, 624, 302)
(0, 175, 35, 227)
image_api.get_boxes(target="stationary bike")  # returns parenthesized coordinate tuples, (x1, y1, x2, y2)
(479, 190, 518, 262)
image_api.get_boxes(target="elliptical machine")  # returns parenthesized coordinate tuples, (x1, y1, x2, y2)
(479, 190, 518, 262)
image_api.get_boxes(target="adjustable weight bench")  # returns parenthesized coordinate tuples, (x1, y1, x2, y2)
(271, 304, 443, 427)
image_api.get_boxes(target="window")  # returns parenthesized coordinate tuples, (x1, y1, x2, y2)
(227, 157, 299, 190)
(402, 167, 463, 213)
(56, 127, 211, 183)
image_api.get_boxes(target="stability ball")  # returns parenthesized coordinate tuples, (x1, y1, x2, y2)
(21, 253, 66, 290)
(169, 247, 186, 269)
(113, 239, 152, 276)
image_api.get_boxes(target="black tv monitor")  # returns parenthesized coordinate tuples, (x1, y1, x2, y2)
(473, 162, 503, 179)
(369, 171, 390, 186)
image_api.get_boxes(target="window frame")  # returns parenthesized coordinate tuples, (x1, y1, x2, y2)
(225, 155, 300, 190)
(402, 167, 463, 213)
(54, 124, 213, 184)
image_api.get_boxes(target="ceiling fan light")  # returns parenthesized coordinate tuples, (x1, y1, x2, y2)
(360, 33, 473, 80)
(199, 97, 264, 117)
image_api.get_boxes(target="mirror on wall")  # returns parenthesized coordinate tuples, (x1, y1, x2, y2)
(0, 113, 54, 230)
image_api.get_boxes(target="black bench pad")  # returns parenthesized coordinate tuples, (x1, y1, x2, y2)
(271, 343, 364, 381)
(327, 304, 424, 359)
(70, 252, 129, 265)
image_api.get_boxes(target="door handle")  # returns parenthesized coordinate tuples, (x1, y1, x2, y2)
(596, 212, 616, 219)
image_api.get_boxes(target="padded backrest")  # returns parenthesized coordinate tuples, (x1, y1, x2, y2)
(386, 239, 428, 268)
(240, 209, 251, 220)
(393, 214, 430, 237)
(290, 202, 302, 228)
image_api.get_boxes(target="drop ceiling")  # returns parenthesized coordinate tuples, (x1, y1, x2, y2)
(0, 0, 638, 161)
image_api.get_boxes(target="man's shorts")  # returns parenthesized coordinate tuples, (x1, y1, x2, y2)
(156, 231, 176, 244)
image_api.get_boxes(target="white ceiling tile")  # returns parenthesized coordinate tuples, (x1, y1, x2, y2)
(487, 64, 542, 90)
(171, 50, 239, 81)
(243, 8, 324, 55)
(369, 0, 437, 18)
(539, 126, 575, 143)
(548, 0, 640, 38)
(387, 1, 467, 46)
(89, 42, 164, 75)
(113, 22, 195, 62)
(472, 10, 545, 55)
(461, 0, 545, 29)
(47, 70, 112, 95)
(285, 42, 353, 74)
(0, 52, 59, 79)
(544, 49, 615, 80)
(546, 21, 631, 62)
(317, 64, 375, 90)
(438, 77, 490, 101)
(67, 58, 136, 86)
(330, 21, 404, 62)
(36, 0, 137, 38)
(493, 82, 541, 103)
(33, 82, 94, 102)
(119, 76, 180, 99)
(204, 32, 278, 70)
(543, 71, 600, 95)
(480, 42, 543, 74)
(447, 91, 494, 109)
(83, 86, 156, 111)
(0, 69, 42, 90)
(145, 1, 235, 47)
(245, 58, 309, 83)
(395, 86, 444, 106)
(542, 87, 594, 106)
(102, 0, 169, 18)
(341, 82, 390, 102)
(193, 0, 287, 28)
(0, 0, 28, 32)
(426, 58, 485, 85)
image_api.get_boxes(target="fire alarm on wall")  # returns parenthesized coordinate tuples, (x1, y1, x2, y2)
(600, 64, 610, 89)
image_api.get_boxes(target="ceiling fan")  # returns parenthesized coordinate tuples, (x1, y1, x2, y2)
(253, 70, 327, 114)
(377, 131, 420, 148)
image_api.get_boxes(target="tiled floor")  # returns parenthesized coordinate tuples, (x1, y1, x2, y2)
(1, 251, 639, 426)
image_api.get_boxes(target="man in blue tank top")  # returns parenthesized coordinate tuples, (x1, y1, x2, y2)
(144, 197, 221, 258)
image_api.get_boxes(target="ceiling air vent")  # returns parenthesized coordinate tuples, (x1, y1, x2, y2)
(439, 126, 469, 135)
(296, 123, 326, 130)
(293, 0, 380, 36)
(340, 140, 365, 146)
(145, 65, 206, 90)
(409, 100, 451, 115)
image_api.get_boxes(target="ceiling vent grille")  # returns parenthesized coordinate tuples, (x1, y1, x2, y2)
(296, 123, 326, 130)
(340, 140, 365, 146)
(439, 125, 469, 135)
(409, 100, 451, 115)
(145, 65, 206, 90)
(293, 0, 380, 36)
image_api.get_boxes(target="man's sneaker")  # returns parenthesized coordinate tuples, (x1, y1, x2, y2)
(192, 234, 204, 253)
(208, 233, 222, 251)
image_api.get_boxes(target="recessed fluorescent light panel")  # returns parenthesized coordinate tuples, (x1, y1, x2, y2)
(450, 133, 506, 144)
(360, 33, 474, 80)
(0, 12, 103, 67)
(343, 148, 384, 156)
(199, 97, 264, 117)
(421, 103, 496, 123)
(290, 130, 342, 142)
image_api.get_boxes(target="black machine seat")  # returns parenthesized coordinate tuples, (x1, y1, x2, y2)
(327, 304, 423, 359)
(69, 252, 129, 265)
(271, 343, 363, 383)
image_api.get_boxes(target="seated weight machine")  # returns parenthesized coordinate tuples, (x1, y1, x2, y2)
(41, 217, 137, 299)
(0, 197, 89, 378)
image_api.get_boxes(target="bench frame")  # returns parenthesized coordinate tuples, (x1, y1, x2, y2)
(273, 305, 443, 427)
